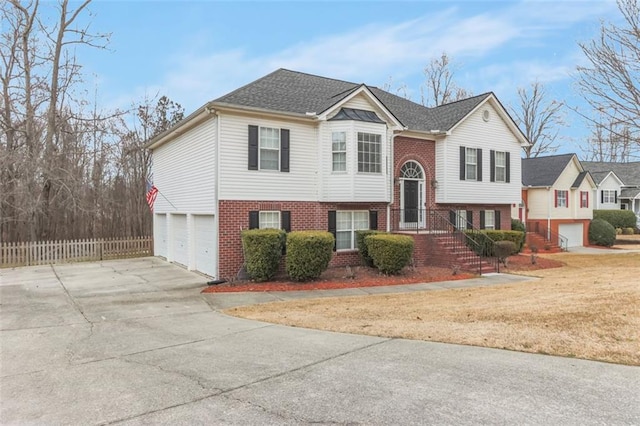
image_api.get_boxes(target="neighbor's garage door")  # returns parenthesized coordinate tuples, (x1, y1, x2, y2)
(172, 214, 189, 267)
(154, 214, 167, 258)
(558, 223, 584, 248)
(194, 215, 216, 277)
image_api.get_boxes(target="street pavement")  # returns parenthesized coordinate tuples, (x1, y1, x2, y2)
(1, 257, 638, 425)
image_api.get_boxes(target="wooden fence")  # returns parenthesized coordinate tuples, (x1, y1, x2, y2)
(0, 237, 153, 268)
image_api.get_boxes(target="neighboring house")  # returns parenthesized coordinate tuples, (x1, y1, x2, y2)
(519, 154, 596, 248)
(146, 69, 528, 279)
(581, 161, 640, 225)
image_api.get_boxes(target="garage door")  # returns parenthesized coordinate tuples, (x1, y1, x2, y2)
(194, 215, 217, 277)
(558, 223, 584, 248)
(154, 214, 167, 258)
(172, 214, 189, 266)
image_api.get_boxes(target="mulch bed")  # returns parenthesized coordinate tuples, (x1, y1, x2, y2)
(501, 254, 565, 272)
(202, 265, 475, 293)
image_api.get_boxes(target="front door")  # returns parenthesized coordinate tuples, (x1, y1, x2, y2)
(404, 180, 419, 223)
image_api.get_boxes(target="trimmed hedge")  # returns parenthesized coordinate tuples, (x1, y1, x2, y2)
(589, 218, 616, 247)
(511, 218, 525, 233)
(365, 234, 414, 275)
(623, 227, 635, 235)
(355, 230, 384, 267)
(241, 228, 285, 282)
(464, 230, 525, 256)
(286, 231, 334, 281)
(593, 209, 637, 229)
(495, 241, 516, 265)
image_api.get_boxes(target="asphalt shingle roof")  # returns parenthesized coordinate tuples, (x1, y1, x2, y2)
(581, 161, 640, 186)
(213, 68, 492, 133)
(621, 187, 640, 199)
(572, 171, 589, 188)
(521, 153, 576, 187)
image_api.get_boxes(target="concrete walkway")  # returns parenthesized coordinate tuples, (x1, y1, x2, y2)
(1, 258, 639, 425)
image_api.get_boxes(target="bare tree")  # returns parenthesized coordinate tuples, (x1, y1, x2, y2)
(576, 0, 640, 159)
(585, 114, 636, 161)
(509, 81, 565, 158)
(421, 52, 472, 107)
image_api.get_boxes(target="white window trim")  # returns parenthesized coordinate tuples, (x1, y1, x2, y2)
(495, 151, 506, 183)
(456, 209, 467, 230)
(331, 131, 347, 173)
(580, 191, 589, 208)
(259, 211, 281, 229)
(259, 127, 280, 171)
(465, 148, 477, 181)
(557, 190, 568, 208)
(602, 190, 616, 204)
(357, 132, 382, 174)
(336, 210, 369, 251)
(484, 210, 495, 230)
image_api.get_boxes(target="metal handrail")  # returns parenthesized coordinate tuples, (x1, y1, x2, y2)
(443, 209, 500, 274)
(526, 222, 568, 251)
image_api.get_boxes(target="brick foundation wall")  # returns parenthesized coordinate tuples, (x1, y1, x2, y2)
(218, 200, 388, 279)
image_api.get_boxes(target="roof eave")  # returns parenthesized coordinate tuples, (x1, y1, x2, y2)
(145, 104, 213, 150)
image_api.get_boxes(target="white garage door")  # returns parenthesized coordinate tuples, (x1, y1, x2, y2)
(154, 214, 167, 258)
(172, 214, 189, 267)
(194, 215, 217, 277)
(559, 223, 584, 248)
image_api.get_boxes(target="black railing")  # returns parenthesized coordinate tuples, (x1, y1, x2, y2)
(526, 222, 568, 251)
(391, 209, 499, 274)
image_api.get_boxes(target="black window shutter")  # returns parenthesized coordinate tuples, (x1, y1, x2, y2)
(449, 210, 456, 229)
(328, 210, 337, 251)
(280, 129, 290, 172)
(460, 146, 466, 180)
(495, 210, 501, 230)
(248, 125, 259, 170)
(369, 210, 378, 230)
(477, 149, 483, 181)
(505, 152, 511, 183)
(249, 211, 259, 229)
(601, 190, 604, 203)
(281, 211, 291, 232)
(479, 210, 486, 229)
(490, 150, 495, 182)
(614, 191, 618, 203)
(466, 210, 473, 228)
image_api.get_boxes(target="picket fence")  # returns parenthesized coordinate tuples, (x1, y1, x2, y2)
(0, 237, 153, 268)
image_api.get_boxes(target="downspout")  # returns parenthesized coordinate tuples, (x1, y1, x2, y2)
(386, 132, 400, 232)
(547, 186, 551, 239)
(212, 107, 221, 279)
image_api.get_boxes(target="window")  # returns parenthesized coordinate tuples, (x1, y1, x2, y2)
(484, 210, 495, 229)
(602, 190, 617, 204)
(259, 211, 280, 229)
(580, 191, 589, 208)
(260, 127, 280, 170)
(336, 211, 369, 250)
(556, 190, 568, 208)
(357, 132, 381, 173)
(494, 151, 506, 182)
(456, 210, 467, 230)
(465, 148, 477, 180)
(332, 132, 346, 172)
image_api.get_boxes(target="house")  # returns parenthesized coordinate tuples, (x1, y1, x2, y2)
(146, 69, 528, 279)
(519, 154, 597, 248)
(581, 161, 640, 225)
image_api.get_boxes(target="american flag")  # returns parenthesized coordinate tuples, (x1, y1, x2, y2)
(146, 179, 158, 211)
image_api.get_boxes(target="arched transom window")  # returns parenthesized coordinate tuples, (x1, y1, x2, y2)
(400, 161, 424, 179)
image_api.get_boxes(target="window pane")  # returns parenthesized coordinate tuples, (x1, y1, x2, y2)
(495, 151, 505, 166)
(260, 127, 280, 149)
(336, 231, 351, 250)
(336, 212, 352, 231)
(357, 132, 381, 174)
(485, 210, 495, 229)
(260, 149, 279, 170)
(466, 164, 477, 180)
(353, 211, 369, 230)
(496, 167, 505, 182)
(332, 132, 346, 151)
(466, 148, 476, 163)
(333, 152, 346, 172)
(259, 211, 280, 229)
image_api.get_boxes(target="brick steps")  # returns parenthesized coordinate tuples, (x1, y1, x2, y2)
(431, 236, 497, 274)
(526, 232, 561, 252)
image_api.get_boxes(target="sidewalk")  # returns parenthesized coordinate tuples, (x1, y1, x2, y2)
(202, 273, 538, 310)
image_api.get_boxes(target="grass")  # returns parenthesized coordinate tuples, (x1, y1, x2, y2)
(227, 252, 640, 365)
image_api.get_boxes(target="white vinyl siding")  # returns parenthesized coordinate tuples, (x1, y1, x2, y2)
(152, 118, 217, 213)
(218, 113, 318, 201)
(336, 211, 369, 251)
(259, 211, 281, 229)
(435, 102, 521, 204)
(332, 131, 347, 172)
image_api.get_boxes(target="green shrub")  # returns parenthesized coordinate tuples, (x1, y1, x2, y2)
(511, 218, 525, 233)
(593, 210, 637, 229)
(464, 230, 525, 256)
(355, 230, 384, 267)
(365, 234, 414, 275)
(615, 227, 623, 235)
(495, 241, 516, 266)
(286, 231, 334, 281)
(241, 229, 285, 282)
(588, 218, 616, 247)
(623, 227, 635, 235)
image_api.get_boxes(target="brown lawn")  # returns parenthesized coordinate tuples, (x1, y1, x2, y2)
(227, 252, 640, 365)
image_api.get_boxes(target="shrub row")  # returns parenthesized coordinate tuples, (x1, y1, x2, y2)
(285, 231, 334, 281)
(593, 209, 637, 229)
(355, 230, 384, 267)
(464, 230, 525, 256)
(241, 229, 285, 282)
(364, 233, 414, 275)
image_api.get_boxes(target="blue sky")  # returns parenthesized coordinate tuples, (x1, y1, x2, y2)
(52, 0, 622, 155)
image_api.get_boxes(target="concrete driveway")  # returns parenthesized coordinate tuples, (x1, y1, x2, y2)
(1, 258, 638, 425)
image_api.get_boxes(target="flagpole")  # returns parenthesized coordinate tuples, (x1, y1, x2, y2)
(156, 187, 179, 211)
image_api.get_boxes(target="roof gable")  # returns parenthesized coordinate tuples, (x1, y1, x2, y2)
(522, 153, 578, 187)
(581, 161, 640, 186)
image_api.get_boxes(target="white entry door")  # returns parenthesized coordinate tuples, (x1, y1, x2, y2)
(194, 215, 217, 277)
(172, 214, 189, 266)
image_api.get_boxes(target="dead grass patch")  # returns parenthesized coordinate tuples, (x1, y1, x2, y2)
(227, 252, 640, 365)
